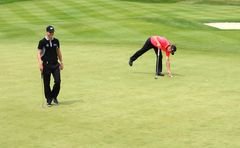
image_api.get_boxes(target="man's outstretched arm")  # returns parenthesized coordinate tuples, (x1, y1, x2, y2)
(166, 57, 173, 77)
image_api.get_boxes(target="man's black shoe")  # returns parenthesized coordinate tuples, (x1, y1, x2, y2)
(129, 59, 133, 66)
(157, 73, 164, 76)
(47, 99, 52, 107)
(47, 102, 52, 107)
(53, 98, 59, 105)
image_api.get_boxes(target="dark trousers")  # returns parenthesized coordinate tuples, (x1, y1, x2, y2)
(43, 63, 61, 104)
(130, 38, 163, 73)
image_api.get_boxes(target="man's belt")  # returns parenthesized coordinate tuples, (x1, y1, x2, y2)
(43, 61, 58, 65)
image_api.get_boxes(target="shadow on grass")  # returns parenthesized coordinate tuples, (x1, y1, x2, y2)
(133, 71, 153, 75)
(59, 99, 84, 106)
(133, 71, 184, 77)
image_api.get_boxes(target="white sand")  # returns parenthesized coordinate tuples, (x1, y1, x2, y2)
(204, 22, 240, 30)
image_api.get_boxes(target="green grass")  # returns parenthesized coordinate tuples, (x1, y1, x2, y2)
(121, 0, 240, 5)
(0, 0, 240, 147)
(0, 0, 30, 4)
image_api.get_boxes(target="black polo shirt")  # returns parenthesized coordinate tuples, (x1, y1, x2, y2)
(38, 37, 60, 64)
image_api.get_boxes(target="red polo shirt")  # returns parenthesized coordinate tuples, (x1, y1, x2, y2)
(150, 36, 171, 57)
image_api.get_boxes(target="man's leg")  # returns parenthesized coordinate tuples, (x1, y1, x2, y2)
(43, 66, 52, 105)
(154, 48, 163, 75)
(51, 65, 61, 104)
(129, 38, 154, 66)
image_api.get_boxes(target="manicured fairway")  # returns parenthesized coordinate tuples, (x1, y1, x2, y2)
(0, 0, 240, 147)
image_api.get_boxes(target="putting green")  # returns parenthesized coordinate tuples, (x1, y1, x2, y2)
(0, 0, 240, 147)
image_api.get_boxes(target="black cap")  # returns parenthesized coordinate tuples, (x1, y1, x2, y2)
(171, 45, 177, 55)
(46, 25, 54, 33)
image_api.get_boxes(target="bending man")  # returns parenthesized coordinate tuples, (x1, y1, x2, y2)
(129, 36, 176, 77)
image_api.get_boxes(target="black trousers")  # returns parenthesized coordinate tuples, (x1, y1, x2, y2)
(130, 38, 163, 73)
(42, 63, 61, 104)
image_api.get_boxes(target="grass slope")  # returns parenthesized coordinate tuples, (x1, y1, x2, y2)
(0, 0, 31, 4)
(0, 0, 240, 148)
(120, 0, 240, 5)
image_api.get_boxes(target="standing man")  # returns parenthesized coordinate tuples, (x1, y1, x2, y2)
(129, 36, 177, 77)
(37, 25, 64, 107)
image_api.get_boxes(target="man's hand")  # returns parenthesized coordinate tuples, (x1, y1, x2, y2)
(39, 63, 43, 72)
(168, 72, 173, 78)
(59, 63, 64, 70)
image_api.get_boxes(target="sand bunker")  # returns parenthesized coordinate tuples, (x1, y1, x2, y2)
(205, 22, 240, 30)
